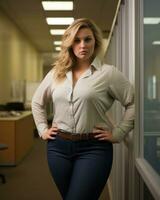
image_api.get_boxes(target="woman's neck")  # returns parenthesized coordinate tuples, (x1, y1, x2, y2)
(74, 59, 92, 71)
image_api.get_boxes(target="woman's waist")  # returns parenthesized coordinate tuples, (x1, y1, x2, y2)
(51, 118, 115, 141)
(57, 129, 97, 141)
(52, 122, 114, 134)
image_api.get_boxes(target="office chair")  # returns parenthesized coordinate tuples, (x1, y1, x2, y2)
(0, 144, 8, 184)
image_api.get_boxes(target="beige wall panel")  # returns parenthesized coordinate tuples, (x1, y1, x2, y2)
(0, 9, 43, 104)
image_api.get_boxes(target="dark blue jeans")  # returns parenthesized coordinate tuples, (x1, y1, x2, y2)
(47, 135, 113, 200)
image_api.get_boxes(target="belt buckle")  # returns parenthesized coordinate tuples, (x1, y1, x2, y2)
(71, 134, 74, 141)
(76, 133, 82, 141)
(85, 133, 88, 140)
(79, 133, 83, 140)
(71, 134, 77, 141)
(82, 133, 89, 140)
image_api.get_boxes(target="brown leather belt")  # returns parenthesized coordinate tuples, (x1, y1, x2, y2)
(57, 129, 96, 141)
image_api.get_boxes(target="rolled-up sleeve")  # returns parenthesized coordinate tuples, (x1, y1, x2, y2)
(31, 70, 53, 137)
(108, 67, 135, 142)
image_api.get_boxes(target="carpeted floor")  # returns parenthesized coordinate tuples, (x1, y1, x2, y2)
(0, 138, 61, 200)
(0, 138, 109, 200)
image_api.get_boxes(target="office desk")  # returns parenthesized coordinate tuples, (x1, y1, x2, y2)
(0, 111, 35, 166)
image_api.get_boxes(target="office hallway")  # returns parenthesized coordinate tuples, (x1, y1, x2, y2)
(0, 138, 110, 200)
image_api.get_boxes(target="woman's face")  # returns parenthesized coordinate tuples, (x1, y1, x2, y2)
(72, 27, 95, 62)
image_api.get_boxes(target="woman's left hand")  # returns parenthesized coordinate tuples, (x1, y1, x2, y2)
(93, 126, 117, 143)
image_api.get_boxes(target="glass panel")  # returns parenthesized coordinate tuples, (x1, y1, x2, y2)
(143, 0, 160, 176)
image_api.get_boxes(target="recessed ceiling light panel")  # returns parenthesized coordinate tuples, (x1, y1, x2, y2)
(54, 41, 62, 45)
(42, 1, 73, 11)
(46, 17, 74, 25)
(55, 46, 61, 51)
(50, 29, 65, 35)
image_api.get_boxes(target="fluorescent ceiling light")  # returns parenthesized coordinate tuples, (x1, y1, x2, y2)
(54, 41, 62, 45)
(42, 1, 73, 11)
(55, 46, 61, 51)
(152, 41, 160, 45)
(144, 17, 160, 24)
(46, 17, 74, 25)
(50, 29, 65, 35)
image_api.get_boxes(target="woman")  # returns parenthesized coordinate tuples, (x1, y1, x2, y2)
(32, 18, 134, 200)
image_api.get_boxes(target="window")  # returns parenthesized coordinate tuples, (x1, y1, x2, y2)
(143, 0, 160, 176)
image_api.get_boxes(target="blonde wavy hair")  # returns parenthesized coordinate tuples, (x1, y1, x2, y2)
(53, 18, 103, 81)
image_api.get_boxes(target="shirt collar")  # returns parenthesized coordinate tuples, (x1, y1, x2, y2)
(66, 67, 92, 81)
(66, 57, 102, 80)
(91, 57, 102, 70)
(66, 70, 72, 82)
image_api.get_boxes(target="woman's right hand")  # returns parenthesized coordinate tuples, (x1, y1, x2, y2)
(41, 126, 58, 140)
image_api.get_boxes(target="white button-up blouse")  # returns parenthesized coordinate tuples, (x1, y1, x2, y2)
(31, 58, 134, 142)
